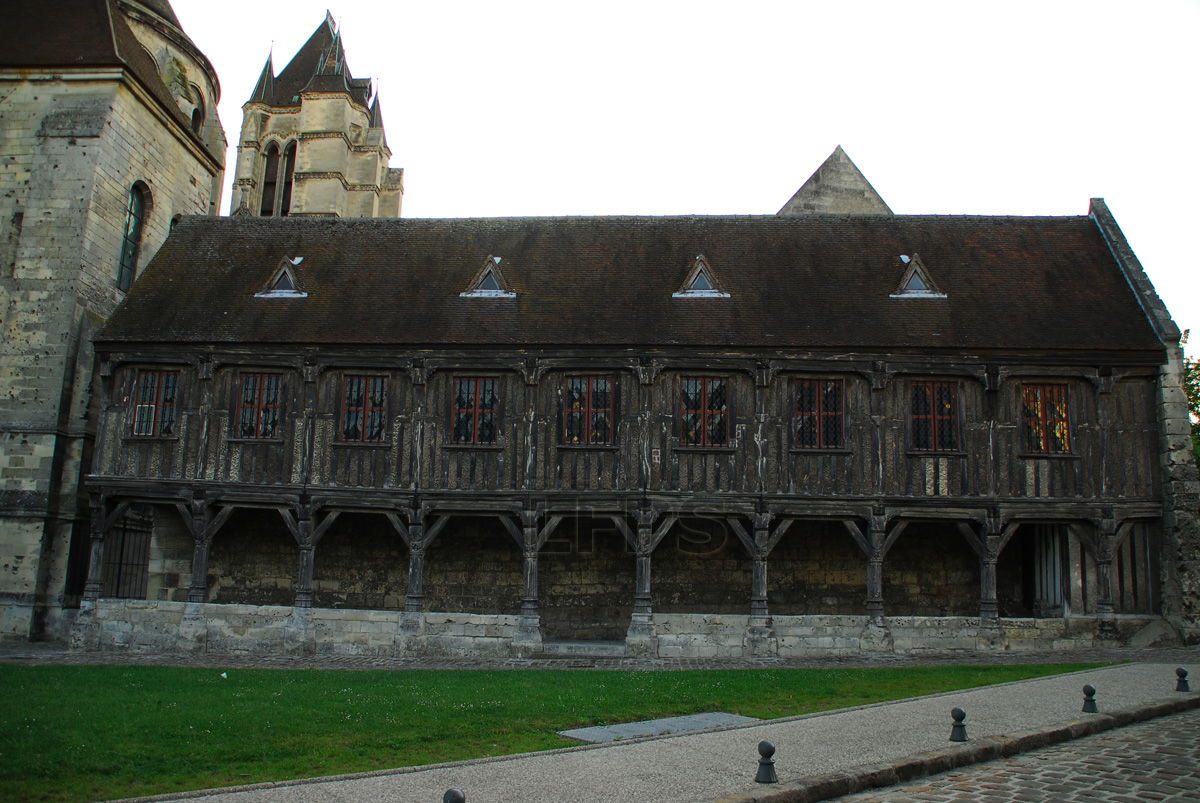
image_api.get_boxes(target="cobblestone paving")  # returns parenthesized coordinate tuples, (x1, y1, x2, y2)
(832, 708, 1200, 802)
(0, 642, 1196, 671)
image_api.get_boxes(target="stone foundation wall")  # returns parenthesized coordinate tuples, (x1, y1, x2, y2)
(74, 599, 1170, 657)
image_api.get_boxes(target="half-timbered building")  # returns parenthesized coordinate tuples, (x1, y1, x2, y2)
(75, 180, 1200, 656)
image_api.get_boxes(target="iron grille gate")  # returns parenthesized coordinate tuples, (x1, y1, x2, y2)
(101, 503, 151, 599)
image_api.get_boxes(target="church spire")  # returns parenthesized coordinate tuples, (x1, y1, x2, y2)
(778, 146, 892, 216)
(248, 54, 274, 104)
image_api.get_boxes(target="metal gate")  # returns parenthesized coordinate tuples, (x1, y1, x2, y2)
(100, 503, 152, 599)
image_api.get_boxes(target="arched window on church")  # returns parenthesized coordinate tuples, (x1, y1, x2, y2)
(259, 143, 280, 216)
(189, 84, 205, 134)
(259, 141, 297, 217)
(279, 141, 297, 216)
(117, 183, 148, 291)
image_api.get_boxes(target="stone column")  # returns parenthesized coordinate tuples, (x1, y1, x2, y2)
(865, 521, 885, 619)
(626, 510, 656, 652)
(514, 511, 543, 654)
(294, 506, 315, 609)
(520, 549, 540, 620)
(187, 503, 211, 603)
(745, 513, 777, 657)
(1095, 520, 1116, 617)
(979, 529, 1000, 621)
(404, 523, 426, 613)
(860, 511, 894, 653)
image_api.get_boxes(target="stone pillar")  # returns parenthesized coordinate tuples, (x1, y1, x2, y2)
(860, 511, 893, 653)
(397, 513, 429, 654)
(187, 502, 211, 603)
(979, 523, 1001, 621)
(865, 519, 885, 619)
(1095, 520, 1116, 617)
(520, 549, 540, 620)
(977, 521, 1003, 649)
(404, 524, 426, 613)
(188, 535, 212, 603)
(979, 555, 999, 620)
(626, 510, 657, 653)
(294, 505, 315, 609)
(513, 511, 543, 654)
(745, 513, 777, 657)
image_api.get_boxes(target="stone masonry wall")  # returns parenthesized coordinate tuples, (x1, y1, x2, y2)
(770, 521, 866, 615)
(424, 519, 523, 615)
(882, 524, 979, 616)
(0, 77, 215, 639)
(208, 509, 298, 606)
(653, 518, 753, 614)
(313, 513, 407, 610)
(539, 519, 634, 641)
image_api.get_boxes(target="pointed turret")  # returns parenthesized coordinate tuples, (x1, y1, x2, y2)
(248, 54, 274, 104)
(778, 146, 892, 216)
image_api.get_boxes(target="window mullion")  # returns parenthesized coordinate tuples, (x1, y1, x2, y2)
(152, 372, 163, 436)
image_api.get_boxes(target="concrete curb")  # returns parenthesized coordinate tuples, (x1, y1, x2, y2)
(713, 695, 1200, 803)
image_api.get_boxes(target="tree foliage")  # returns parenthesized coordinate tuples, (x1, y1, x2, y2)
(1184, 353, 1200, 465)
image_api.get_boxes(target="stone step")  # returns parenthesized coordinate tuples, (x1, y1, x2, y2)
(537, 640, 627, 659)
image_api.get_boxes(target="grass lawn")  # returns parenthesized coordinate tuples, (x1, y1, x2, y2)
(0, 662, 1104, 802)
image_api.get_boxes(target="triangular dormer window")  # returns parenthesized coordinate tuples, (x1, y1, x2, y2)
(672, 255, 729, 298)
(255, 256, 308, 298)
(460, 256, 516, 298)
(890, 253, 945, 298)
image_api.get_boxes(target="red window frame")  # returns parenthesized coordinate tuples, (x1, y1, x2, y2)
(910, 381, 958, 451)
(452, 377, 499, 445)
(562, 376, 616, 445)
(1021, 383, 1071, 454)
(679, 376, 730, 447)
(131, 370, 178, 437)
(794, 378, 844, 449)
(236, 373, 282, 439)
(339, 375, 387, 443)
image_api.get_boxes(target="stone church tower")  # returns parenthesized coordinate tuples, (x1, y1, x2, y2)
(232, 13, 403, 218)
(0, 0, 226, 639)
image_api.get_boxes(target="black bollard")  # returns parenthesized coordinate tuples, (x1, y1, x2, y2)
(443, 790, 465, 803)
(949, 707, 968, 742)
(755, 740, 778, 784)
(1176, 668, 1190, 693)
(1082, 684, 1099, 713)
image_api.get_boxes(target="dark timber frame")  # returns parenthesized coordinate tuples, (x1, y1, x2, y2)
(80, 341, 1170, 655)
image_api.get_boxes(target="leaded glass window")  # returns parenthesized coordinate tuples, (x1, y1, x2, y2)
(679, 377, 729, 447)
(452, 377, 498, 445)
(794, 378, 843, 448)
(562, 376, 615, 445)
(340, 375, 387, 442)
(236, 373, 282, 439)
(1021, 383, 1071, 454)
(911, 381, 957, 451)
(117, 184, 146, 291)
(131, 370, 178, 437)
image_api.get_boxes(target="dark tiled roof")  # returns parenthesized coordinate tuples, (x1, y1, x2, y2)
(98, 214, 1164, 356)
(1, 0, 222, 164)
(257, 17, 371, 108)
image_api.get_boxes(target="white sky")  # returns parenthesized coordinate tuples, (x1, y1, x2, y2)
(173, 0, 1200, 336)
